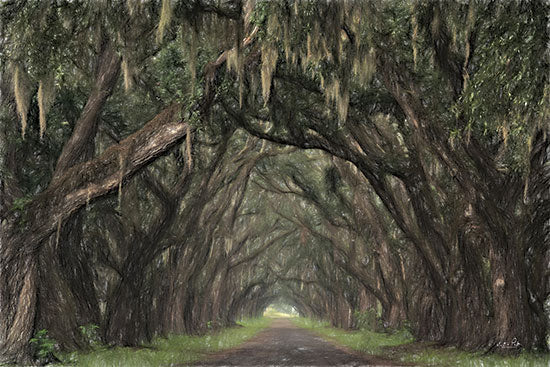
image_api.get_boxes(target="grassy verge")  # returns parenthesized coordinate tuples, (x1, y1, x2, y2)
(395, 344, 550, 367)
(292, 317, 550, 367)
(291, 317, 412, 355)
(60, 318, 271, 367)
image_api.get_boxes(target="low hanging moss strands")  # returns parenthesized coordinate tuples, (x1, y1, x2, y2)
(13, 66, 30, 138)
(1, 1, 550, 365)
(156, 0, 173, 44)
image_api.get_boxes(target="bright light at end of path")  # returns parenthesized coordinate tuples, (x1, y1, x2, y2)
(263, 304, 299, 318)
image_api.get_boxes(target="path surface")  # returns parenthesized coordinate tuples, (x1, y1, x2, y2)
(193, 318, 408, 366)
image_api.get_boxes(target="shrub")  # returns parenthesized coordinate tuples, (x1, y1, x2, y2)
(79, 324, 102, 348)
(353, 309, 383, 332)
(29, 329, 58, 364)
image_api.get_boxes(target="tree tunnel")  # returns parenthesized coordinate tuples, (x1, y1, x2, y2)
(1, 1, 550, 364)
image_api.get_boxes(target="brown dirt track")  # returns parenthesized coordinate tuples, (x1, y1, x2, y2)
(192, 318, 411, 366)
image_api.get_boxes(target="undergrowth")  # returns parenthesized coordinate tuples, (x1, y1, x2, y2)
(400, 347, 550, 367)
(59, 317, 271, 367)
(291, 317, 412, 355)
(292, 317, 550, 367)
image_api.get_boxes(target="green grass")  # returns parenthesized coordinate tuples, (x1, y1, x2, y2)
(59, 318, 271, 367)
(399, 347, 550, 367)
(291, 317, 413, 355)
(292, 317, 550, 367)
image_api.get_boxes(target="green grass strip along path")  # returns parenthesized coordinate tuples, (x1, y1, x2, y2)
(59, 318, 271, 367)
(292, 317, 550, 367)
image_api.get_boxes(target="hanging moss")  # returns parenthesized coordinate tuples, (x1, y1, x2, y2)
(323, 78, 349, 123)
(37, 76, 55, 139)
(117, 152, 125, 211)
(352, 48, 376, 86)
(225, 237, 233, 256)
(430, 7, 441, 39)
(283, 22, 291, 62)
(37, 81, 47, 139)
(261, 43, 278, 105)
(462, 1, 476, 90)
(122, 57, 132, 92)
(156, 0, 172, 44)
(186, 126, 193, 169)
(13, 66, 30, 139)
(126, 0, 141, 16)
(411, 5, 419, 70)
(188, 29, 198, 86)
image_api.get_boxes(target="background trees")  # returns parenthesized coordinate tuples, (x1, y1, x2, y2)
(0, 0, 548, 364)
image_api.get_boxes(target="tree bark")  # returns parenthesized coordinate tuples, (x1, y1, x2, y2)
(37, 42, 120, 349)
(0, 104, 186, 363)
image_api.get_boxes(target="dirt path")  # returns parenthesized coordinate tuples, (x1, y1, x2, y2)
(193, 318, 409, 366)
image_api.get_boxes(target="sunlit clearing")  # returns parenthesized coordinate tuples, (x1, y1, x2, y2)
(263, 303, 298, 318)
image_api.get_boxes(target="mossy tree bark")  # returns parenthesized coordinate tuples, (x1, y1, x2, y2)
(36, 40, 121, 351)
(0, 105, 187, 364)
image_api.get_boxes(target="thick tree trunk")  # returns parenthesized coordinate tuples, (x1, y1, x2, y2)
(0, 244, 38, 365)
(36, 228, 100, 351)
(25, 41, 121, 352)
(105, 271, 151, 346)
(52, 42, 120, 181)
(489, 236, 546, 352)
(379, 52, 548, 350)
(474, 168, 547, 351)
(160, 266, 186, 335)
(211, 273, 226, 325)
(0, 105, 187, 363)
(525, 129, 550, 352)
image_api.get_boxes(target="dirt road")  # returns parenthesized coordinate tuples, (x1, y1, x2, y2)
(193, 318, 408, 366)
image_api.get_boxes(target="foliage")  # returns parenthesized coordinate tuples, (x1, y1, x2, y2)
(79, 324, 102, 349)
(292, 317, 413, 355)
(10, 196, 32, 213)
(0, 0, 549, 362)
(29, 329, 57, 363)
(399, 348, 550, 367)
(294, 317, 550, 367)
(354, 309, 383, 332)
(60, 318, 271, 367)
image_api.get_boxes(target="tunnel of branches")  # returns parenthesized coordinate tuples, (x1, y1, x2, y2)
(1, 1, 550, 364)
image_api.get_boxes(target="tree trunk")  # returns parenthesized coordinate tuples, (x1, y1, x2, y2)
(489, 236, 546, 352)
(0, 241, 38, 365)
(525, 129, 550, 352)
(36, 229, 99, 351)
(105, 270, 151, 346)
(0, 105, 187, 363)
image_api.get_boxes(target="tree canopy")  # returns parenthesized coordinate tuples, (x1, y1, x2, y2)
(0, 0, 549, 364)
